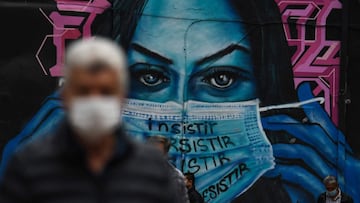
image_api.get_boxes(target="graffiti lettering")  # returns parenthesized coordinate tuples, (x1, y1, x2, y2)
(181, 153, 231, 174)
(147, 118, 217, 135)
(170, 136, 235, 153)
(38, 0, 111, 77)
(202, 163, 250, 201)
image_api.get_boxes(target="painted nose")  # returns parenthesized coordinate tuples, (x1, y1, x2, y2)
(169, 71, 188, 104)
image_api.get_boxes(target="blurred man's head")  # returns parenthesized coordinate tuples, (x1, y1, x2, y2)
(62, 37, 128, 143)
(184, 172, 195, 190)
(146, 135, 171, 155)
(323, 175, 339, 198)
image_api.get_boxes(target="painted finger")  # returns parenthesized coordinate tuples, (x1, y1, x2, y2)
(262, 115, 337, 164)
(296, 82, 338, 142)
(272, 143, 336, 178)
(264, 164, 323, 199)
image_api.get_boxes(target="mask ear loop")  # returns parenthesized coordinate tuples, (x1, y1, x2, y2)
(259, 97, 325, 112)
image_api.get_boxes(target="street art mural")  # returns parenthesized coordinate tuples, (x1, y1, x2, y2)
(0, 0, 359, 202)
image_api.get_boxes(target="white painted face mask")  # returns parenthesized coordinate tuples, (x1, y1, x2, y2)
(122, 97, 325, 203)
(122, 99, 274, 203)
(68, 97, 122, 142)
(326, 188, 338, 197)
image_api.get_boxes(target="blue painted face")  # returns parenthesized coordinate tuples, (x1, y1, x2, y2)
(127, 0, 257, 103)
(123, 3, 274, 201)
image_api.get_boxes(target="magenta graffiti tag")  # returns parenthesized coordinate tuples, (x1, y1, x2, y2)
(276, 0, 342, 124)
(37, 0, 111, 77)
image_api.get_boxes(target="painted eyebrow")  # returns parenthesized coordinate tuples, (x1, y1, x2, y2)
(131, 43, 173, 64)
(195, 44, 250, 66)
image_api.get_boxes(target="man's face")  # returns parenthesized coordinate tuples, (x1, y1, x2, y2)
(127, 0, 256, 103)
(184, 176, 192, 189)
(325, 182, 338, 192)
(63, 67, 124, 107)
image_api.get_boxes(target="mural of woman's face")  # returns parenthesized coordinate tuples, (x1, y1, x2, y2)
(123, 3, 275, 201)
(127, 0, 257, 103)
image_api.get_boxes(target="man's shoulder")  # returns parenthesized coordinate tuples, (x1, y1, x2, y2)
(131, 141, 164, 159)
(118, 140, 175, 191)
(316, 191, 354, 203)
(342, 192, 354, 202)
(173, 165, 184, 176)
(13, 131, 61, 162)
(125, 140, 169, 170)
(166, 162, 183, 176)
(1, 129, 64, 182)
(317, 192, 326, 202)
(188, 187, 204, 203)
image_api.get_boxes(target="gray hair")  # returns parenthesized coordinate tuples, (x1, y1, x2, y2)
(63, 36, 128, 90)
(323, 175, 338, 185)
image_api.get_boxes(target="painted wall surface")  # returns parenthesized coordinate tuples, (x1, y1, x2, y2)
(0, 0, 359, 202)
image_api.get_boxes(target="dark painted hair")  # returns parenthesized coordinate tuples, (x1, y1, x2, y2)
(112, 0, 297, 106)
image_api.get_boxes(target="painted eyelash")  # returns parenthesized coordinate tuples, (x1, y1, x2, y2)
(203, 66, 249, 80)
(131, 64, 170, 79)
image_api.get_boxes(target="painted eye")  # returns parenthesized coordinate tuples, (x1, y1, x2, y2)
(203, 71, 234, 89)
(135, 64, 169, 87)
(140, 73, 160, 86)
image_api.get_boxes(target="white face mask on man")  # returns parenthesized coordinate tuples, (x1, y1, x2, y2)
(68, 96, 122, 142)
(326, 188, 339, 197)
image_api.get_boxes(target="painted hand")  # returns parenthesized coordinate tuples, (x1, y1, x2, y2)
(262, 82, 359, 203)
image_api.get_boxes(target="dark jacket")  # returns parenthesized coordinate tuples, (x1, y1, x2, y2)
(232, 177, 291, 203)
(166, 162, 190, 203)
(187, 187, 205, 203)
(317, 191, 354, 203)
(0, 121, 177, 203)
